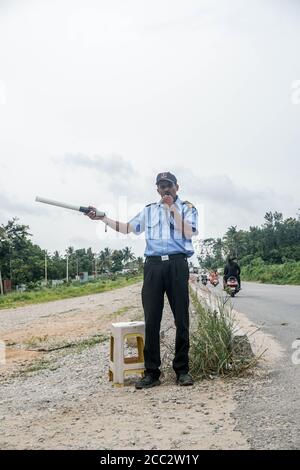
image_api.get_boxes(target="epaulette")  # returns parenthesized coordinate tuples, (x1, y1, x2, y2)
(146, 202, 156, 207)
(183, 200, 195, 209)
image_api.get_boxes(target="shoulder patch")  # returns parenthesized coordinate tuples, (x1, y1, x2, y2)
(183, 200, 194, 209)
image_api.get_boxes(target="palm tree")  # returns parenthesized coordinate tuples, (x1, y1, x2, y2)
(122, 246, 134, 265)
(223, 226, 239, 258)
(99, 248, 112, 273)
(136, 256, 144, 272)
(111, 249, 124, 273)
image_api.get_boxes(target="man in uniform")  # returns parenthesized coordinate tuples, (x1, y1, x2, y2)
(86, 172, 198, 389)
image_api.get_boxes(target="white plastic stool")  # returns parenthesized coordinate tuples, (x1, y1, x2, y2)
(109, 321, 145, 386)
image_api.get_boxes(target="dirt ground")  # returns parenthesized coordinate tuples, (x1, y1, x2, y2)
(0, 284, 144, 374)
(0, 279, 282, 450)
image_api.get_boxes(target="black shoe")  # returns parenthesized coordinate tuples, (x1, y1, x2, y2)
(135, 375, 161, 390)
(176, 373, 194, 386)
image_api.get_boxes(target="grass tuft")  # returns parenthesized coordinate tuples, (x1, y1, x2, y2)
(189, 291, 259, 379)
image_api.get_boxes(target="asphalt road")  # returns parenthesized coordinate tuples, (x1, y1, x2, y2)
(229, 281, 300, 348)
(211, 280, 300, 449)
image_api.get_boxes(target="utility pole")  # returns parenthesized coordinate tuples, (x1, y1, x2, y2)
(94, 254, 97, 279)
(0, 268, 3, 295)
(9, 245, 13, 283)
(45, 251, 48, 284)
(66, 255, 69, 282)
(76, 258, 79, 277)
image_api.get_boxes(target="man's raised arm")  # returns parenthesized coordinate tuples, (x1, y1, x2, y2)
(85, 206, 135, 234)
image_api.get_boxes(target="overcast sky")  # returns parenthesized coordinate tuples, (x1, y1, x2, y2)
(0, 0, 299, 261)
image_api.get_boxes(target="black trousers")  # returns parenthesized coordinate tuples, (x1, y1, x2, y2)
(141, 254, 190, 379)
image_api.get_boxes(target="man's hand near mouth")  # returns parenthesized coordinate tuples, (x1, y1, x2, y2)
(162, 194, 174, 207)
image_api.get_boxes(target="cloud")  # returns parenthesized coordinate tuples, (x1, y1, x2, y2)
(172, 167, 294, 213)
(0, 191, 42, 219)
(68, 236, 91, 246)
(1, 0, 299, 252)
(166, 167, 297, 238)
(62, 153, 137, 178)
(58, 152, 142, 198)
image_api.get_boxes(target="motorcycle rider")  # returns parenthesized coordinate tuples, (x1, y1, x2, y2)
(223, 256, 241, 290)
(209, 269, 219, 285)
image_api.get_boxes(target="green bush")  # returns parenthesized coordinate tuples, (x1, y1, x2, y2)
(242, 260, 300, 285)
(0, 274, 142, 309)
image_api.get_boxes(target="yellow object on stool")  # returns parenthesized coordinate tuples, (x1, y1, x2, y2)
(109, 321, 145, 386)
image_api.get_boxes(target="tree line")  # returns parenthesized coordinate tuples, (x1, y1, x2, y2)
(2, 210, 299, 287)
(0, 218, 143, 287)
(197, 211, 300, 269)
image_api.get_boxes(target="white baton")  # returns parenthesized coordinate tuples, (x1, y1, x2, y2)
(35, 196, 105, 217)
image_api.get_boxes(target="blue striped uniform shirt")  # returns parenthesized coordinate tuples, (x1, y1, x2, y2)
(128, 196, 198, 257)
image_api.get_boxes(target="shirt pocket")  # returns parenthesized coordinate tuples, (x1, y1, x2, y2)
(146, 212, 160, 239)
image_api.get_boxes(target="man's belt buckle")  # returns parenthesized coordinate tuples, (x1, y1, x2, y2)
(161, 255, 169, 261)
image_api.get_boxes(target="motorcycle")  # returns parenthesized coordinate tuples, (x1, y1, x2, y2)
(210, 278, 219, 287)
(201, 274, 208, 286)
(225, 276, 239, 297)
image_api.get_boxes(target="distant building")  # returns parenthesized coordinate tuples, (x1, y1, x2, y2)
(3, 279, 12, 293)
(51, 279, 64, 287)
(15, 284, 26, 292)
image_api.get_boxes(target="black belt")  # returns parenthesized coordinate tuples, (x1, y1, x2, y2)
(145, 253, 187, 262)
